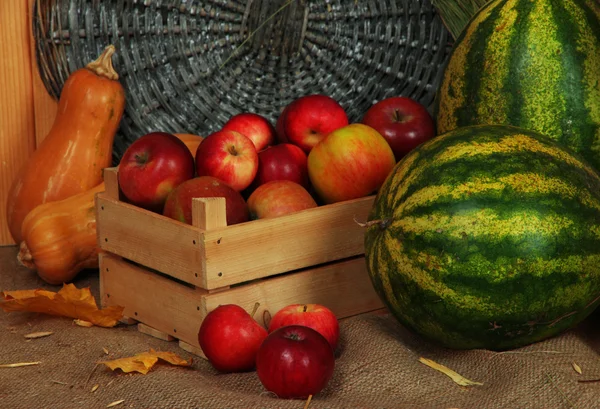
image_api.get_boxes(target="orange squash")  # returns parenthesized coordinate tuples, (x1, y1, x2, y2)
(174, 133, 203, 156)
(6, 45, 125, 243)
(18, 183, 105, 285)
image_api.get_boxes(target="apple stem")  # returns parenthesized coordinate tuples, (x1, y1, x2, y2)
(303, 305, 308, 313)
(353, 216, 393, 230)
(250, 302, 260, 319)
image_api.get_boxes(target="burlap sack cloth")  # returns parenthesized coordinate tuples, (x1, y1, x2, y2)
(2, 246, 600, 408)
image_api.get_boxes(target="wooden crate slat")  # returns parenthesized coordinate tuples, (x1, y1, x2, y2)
(201, 196, 374, 289)
(96, 193, 203, 287)
(203, 256, 384, 328)
(100, 253, 204, 348)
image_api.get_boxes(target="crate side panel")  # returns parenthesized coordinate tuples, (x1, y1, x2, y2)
(96, 194, 203, 287)
(100, 253, 204, 348)
(202, 195, 375, 289)
(204, 256, 383, 328)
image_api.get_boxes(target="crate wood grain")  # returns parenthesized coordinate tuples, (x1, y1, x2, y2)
(96, 167, 375, 290)
(96, 166, 384, 357)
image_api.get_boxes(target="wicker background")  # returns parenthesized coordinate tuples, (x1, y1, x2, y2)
(32, 0, 452, 163)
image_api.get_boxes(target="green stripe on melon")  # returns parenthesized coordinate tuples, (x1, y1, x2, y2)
(364, 125, 600, 350)
(435, 0, 600, 170)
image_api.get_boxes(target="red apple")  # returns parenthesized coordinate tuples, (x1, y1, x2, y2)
(307, 123, 396, 204)
(256, 325, 335, 399)
(221, 112, 276, 152)
(282, 94, 349, 153)
(247, 180, 317, 219)
(118, 132, 195, 211)
(195, 130, 259, 192)
(163, 176, 249, 225)
(174, 133, 204, 157)
(253, 143, 309, 190)
(198, 304, 268, 373)
(275, 105, 290, 143)
(268, 304, 339, 350)
(361, 97, 436, 161)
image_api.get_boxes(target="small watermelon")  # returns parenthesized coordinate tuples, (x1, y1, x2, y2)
(434, 0, 600, 170)
(364, 124, 600, 350)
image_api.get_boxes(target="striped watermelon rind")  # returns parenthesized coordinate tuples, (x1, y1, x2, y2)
(434, 0, 600, 170)
(364, 124, 600, 350)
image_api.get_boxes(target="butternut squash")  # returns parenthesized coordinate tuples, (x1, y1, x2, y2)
(18, 183, 105, 285)
(6, 45, 125, 243)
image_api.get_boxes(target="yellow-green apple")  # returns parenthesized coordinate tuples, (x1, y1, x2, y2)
(253, 143, 309, 190)
(195, 130, 258, 192)
(221, 112, 276, 152)
(268, 303, 339, 350)
(118, 131, 195, 211)
(307, 123, 395, 204)
(247, 180, 317, 219)
(282, 94, 348, 153)
(198, 304, 268, 373)
(256, 325, 335, 399)
(361, 97, 436, 161)
(163, 176, 249, 225)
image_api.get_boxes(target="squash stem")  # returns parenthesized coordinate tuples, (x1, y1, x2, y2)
(354, 217, 393, 230)
(86, 45, 119, 81)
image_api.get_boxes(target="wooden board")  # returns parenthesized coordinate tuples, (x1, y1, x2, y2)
(0, 0, 58, 245)
(100, 252, 383, 350)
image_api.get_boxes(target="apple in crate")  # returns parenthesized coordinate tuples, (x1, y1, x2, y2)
(162, 176, 249, 225)
(307, 124, 396, 204)
(195, 130, 258, 192)
(268, 304, 339, 350)
(221, 112, 276, 152)
(256, 325, 335, 399)
(118, 132, 195, 211)
(253, 143, 309, 190)
(281, 94, 349, 153)
(198, 304, 268, 373)
(362, 96, 436, 161)
(247, 180, 317, 220)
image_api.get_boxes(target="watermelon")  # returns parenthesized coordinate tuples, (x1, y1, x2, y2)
(364, 125, 600, 350)
(434, 0, 600, 170)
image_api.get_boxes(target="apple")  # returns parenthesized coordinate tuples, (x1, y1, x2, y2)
(361, 97, 436, 161)
(268, 304, 339, 350)
(275, 105, 290, 143)
(174, 133, 204, 157)
(281, 94, 349, 153)
(118, 131, 195, 211)
(221, 112, 276, 152)
(247, 180, 317, 219)
(195, 130, 259, 192)
(256, 325, 335, 399)
(163, 176, 249, 225)
(307, 123, 396, 204)
(253, 143, 309, 190)
(198, 304, 268, 373)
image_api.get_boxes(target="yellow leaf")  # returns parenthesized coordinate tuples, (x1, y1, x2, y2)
(99, 349, 192, 375)
(1, 283, 123, 327)
(24, 331, 53, 339)
(419, 357, 483, 386)
(106, 399, 125, 407)
(74, 319, 94, 327)
(572, 362, 582, 375)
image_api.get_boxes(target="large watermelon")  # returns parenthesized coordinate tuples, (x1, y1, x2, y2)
(434, 0, 600, 170)
(364, 125, 600, 350)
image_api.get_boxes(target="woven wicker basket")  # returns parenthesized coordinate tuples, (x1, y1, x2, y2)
(33, 0, 452, 163)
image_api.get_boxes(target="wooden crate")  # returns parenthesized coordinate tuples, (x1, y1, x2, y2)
(96, 167, 384, 356)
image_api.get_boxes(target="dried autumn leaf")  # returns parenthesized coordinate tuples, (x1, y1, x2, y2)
(99, 349, 192, 375)
(24, 331, 53, 339)
(1, 283, 123, 327)
(419, 357, 483, 387)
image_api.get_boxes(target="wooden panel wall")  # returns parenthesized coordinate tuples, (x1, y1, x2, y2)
(0, 0, 58, 246)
